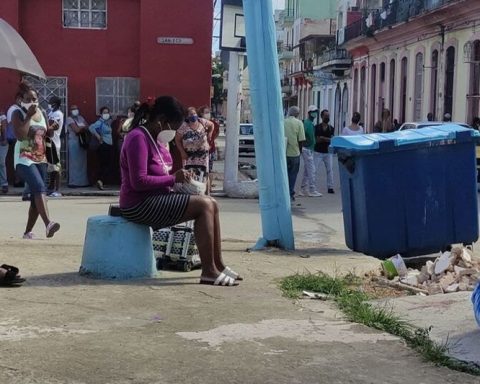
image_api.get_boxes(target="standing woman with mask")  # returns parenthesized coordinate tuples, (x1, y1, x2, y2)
(175, 106, 214, 193)
(11, 81, 60, 239)
(89, 106, 113, 190)
(66, 105, 90, 187)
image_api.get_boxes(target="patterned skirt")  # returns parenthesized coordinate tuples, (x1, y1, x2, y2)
(121, 193, 190, 230)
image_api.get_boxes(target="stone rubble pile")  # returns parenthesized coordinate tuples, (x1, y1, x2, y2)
(386, 247, 480, 295)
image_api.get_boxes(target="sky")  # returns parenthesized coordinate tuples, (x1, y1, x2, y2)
(212, 0, 285, 53)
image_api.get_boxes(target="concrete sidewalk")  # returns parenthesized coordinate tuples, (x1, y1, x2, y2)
(0, 196, 479, 383)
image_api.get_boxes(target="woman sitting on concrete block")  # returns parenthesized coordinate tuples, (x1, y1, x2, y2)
(119, 96, 242, 287)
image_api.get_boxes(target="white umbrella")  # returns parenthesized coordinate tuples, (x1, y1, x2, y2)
(0, 18, 46, 79)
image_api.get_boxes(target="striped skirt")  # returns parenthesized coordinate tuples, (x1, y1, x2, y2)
(121, 193, 190, 230)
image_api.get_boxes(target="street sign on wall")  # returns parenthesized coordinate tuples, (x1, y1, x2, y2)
(157, 37, 194, 45)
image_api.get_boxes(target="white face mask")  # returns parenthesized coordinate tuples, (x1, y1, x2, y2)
(21, 102, 38, 110)
(71, 109, 79, 117)
(102, 113, 110, 120)
(157, 129, 176, 144)
(204, 113, 211, 120)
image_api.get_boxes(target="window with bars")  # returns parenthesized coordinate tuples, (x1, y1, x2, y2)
(95, 77, 140, 116)
(63, 0, 107, 29)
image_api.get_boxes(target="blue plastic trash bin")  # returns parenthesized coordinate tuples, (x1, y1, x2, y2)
(330, 125, 479, 259)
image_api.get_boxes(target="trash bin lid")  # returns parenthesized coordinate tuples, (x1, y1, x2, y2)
(330, 124, 479, 154)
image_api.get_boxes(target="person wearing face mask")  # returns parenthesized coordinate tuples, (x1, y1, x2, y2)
(120, 97, 242, 286)
(314, 109, 335, 194)
(342, 112, 364, 136)
(298, 105, 322, 198)
(46, 96, 64, 197)
(11, 81, 60, 239)
(198, 105, 220, 190)
(89, 106, 113, 190)
(175, 106, 214, 193)
(66, 105, 90, 187)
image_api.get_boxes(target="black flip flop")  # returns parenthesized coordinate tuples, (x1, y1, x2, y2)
(0, 266, 25, 287)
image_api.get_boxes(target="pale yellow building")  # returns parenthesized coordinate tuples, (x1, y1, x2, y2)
(340, 0, 480, 130)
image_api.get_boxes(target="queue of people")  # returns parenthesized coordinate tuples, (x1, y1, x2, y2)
(1, 86, 234, 287)
(286, 106, 367, 201)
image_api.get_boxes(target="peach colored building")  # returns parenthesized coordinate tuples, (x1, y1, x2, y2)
(340, 0, 480, 130)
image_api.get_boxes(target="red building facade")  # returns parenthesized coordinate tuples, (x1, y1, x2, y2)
(0, 0, 213, 121)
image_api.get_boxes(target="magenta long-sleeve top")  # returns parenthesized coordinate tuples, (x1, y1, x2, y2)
(119, 127, 175, 208)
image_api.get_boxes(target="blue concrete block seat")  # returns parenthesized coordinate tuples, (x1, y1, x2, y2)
(80, 215, 157, 279)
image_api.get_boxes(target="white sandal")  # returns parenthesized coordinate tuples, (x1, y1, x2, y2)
(224, 266, 243, 281)
(200, 272, 239, 286)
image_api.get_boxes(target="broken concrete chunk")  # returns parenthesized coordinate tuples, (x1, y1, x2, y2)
(440, 274, 456, 290)
(458, 268, 478, 277)
(400, 274, 419, 287)
(417, 273, 430, 284)
(445, 283, 459, 293)
(462, 248, 473, 263)
(434, 252, 451, 275)
(426, 260, 435, 276)
(428, 283, 444, 295)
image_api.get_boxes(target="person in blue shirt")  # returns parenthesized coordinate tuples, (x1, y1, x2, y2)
(89, 106, 113, 190)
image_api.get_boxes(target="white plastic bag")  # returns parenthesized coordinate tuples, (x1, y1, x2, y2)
(172, 179, 206, 195)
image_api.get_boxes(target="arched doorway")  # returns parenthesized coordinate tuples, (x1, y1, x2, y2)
(341, 84, 349, 131)
(334, 84, 341, 135)
(444, 46, 455, 116)
(400, 57, 408, 123)
(467, 40, 480, 124)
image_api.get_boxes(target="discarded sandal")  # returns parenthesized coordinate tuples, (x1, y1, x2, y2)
(200, 272, 239, 286)
(1, 264, 19, 276)
(0, 265, 25, 287)
(46, 221, 60, 238)
(223, 266, 243, 281)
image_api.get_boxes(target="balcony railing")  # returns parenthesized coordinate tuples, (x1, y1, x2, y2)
(343, 19, 365, 43)
(278, 44, 294, 61)
(343, 0, 458, 43)
(279, 8, 295, 27)
(320, 48, 352, 64)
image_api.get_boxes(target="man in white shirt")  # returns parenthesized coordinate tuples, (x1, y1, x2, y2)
(47, 96, 64, 197)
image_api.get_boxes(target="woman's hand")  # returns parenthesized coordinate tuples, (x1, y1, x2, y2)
(174, 169, 192, 183)
(25, 104, 37, 119)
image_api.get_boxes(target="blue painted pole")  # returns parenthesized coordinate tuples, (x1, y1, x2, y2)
(243, 0, 295, 250)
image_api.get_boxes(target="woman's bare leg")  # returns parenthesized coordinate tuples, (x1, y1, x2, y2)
(25, 202, 39, 234)
(33, 193, 51, 227)
(180, 196, 219, 279)
(211, 199, 226, 271)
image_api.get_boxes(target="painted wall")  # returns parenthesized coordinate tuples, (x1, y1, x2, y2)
(0, 0, 213, 121)
(346, 1, 480, 129)
(298, 0, 337, 19)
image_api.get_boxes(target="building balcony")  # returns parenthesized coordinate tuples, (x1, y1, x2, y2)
(343, 0, 459, 44)
(278, 45, 294, 62)
(281, 84, 292, 94)
(279, 9, 294, 28)
(317, 48, 352, 77)
(342, 19, 366, 44)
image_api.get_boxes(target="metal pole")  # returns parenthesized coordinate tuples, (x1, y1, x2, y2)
(224, 51, 241, 185)
(243, 0, 295, 250)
